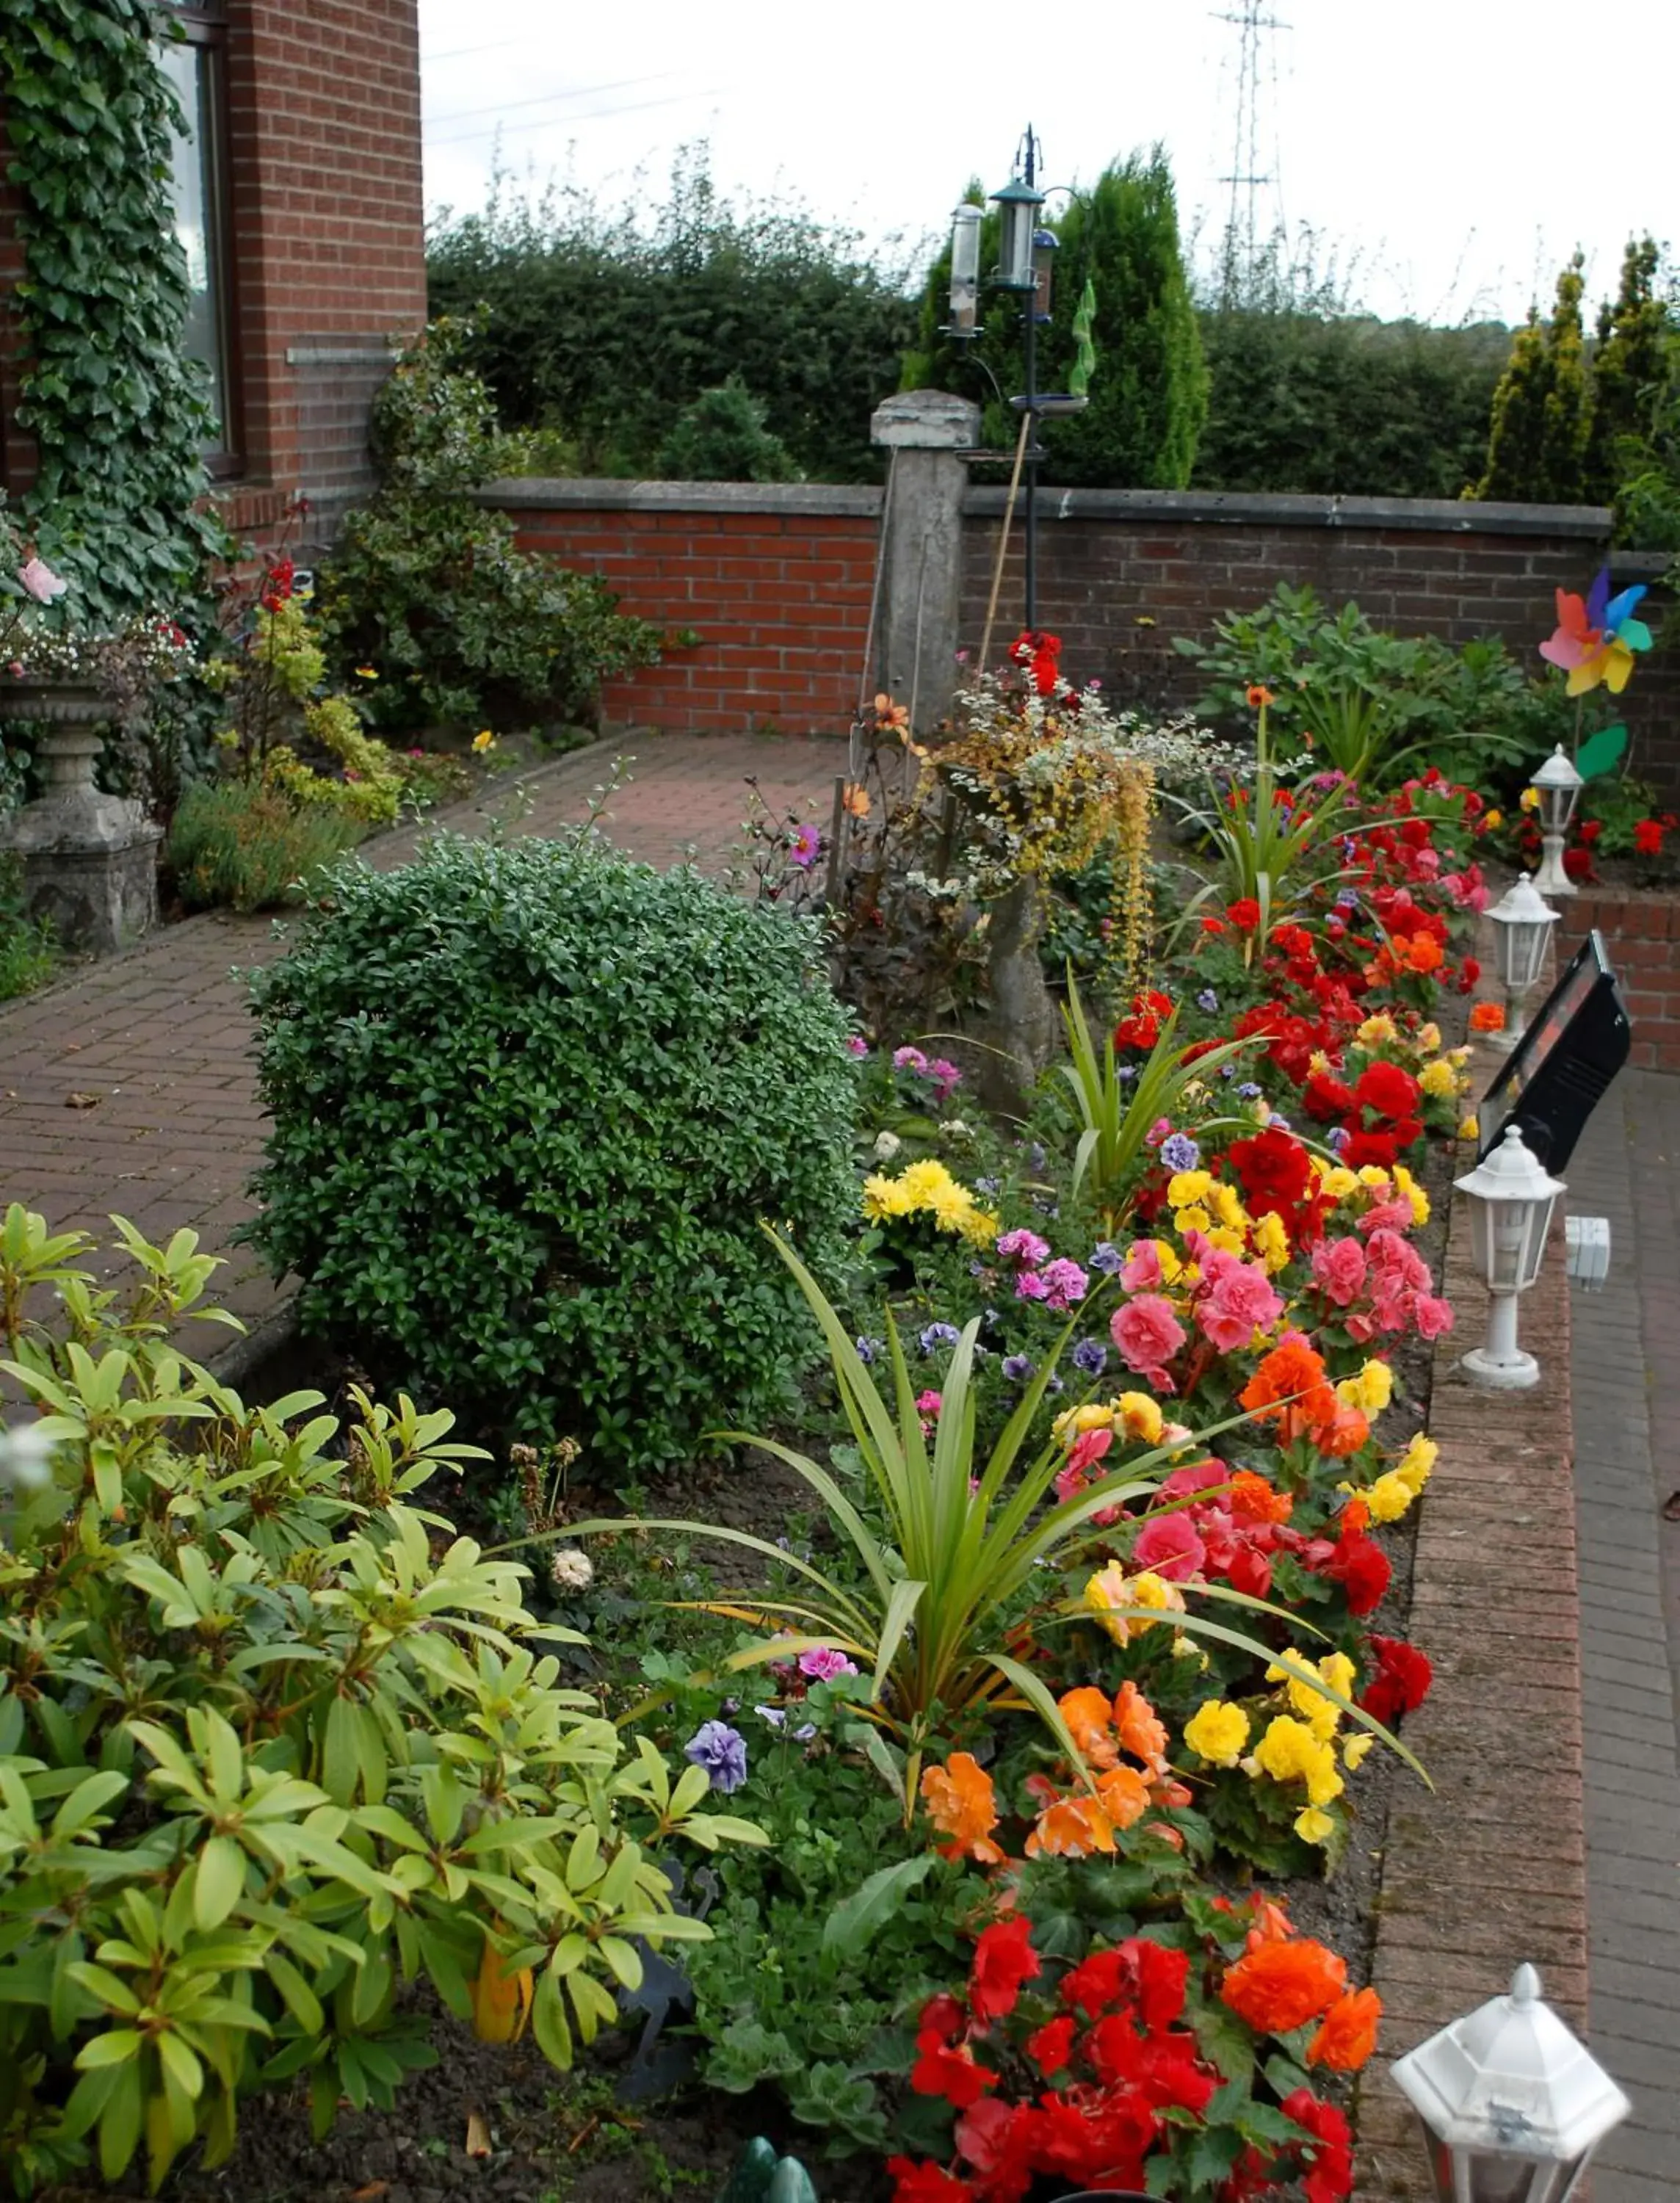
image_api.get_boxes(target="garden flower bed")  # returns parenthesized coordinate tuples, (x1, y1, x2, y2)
(1, 658, 1527, 2203)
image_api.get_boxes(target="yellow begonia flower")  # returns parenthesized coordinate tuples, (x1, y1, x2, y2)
(1484, 809, 1504, 830)
(1336, 1359, 1393, 1418)
(1168, 1170, 1212, 1207)
(1519, 787, 1540, 812)
(472, 728, 496, 753)
(1252, 1210, 1290, 1273)
(1115, 1392, 1164, 1444)
(1295, 1805, 1337, 1845)
(1176, 1205, 1212, 1236)
(1057, 1402, 1115, 1441)
(1365, 1471, 1415, 1524)
(1392, 1165, 1430, 1227)
(1343, 1732, 1375, 1771)
(1251, 1715, 1344, 1806)
(1396, 1434, 1438, 1495)
(1084, 1566, 1184, 1646)
(1319, 1165, 1358, 1202)
(1204, 1224, 1246, 1257)
(1268, 1654, 1357, 1743)
(1151, 1239, 1184, 1285)
(1357, 1165, 1391, 1190)
(1358, 1014, 1398, 1046)
(1184, 1700, 1250, 1766)
(1417, 1023, 1441, 1052)
(1419, 1059, 1458, 1099)
(1458, 1115, 1480, 1141)
(1209, 1181, 1248, 1230)
(1307, 1050, 1333, 1079)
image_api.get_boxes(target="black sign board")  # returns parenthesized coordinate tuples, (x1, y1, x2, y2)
(1478, 930, 1631, 1172)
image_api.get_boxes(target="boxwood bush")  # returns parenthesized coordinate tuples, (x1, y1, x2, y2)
(245, 832, 859, 1476)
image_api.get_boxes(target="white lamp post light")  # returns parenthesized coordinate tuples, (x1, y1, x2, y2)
(1529, 748, 1584, 898)
(1390, 1963, 1631, 2203)
(1485, 875, 1560, 1055)
(1453, 1126, 1565, 1389)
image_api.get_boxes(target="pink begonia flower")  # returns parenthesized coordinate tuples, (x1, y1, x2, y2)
(17, 557, 68, 604)
(1366, 1229, 1430, 1291)
(1131, 1512, 1207, 1582)
(1038, 1257, 1089, 1312)
(1311, 1237, 1368, 1307)
(996, 1227, 1051, 1269)
(1015, 1270, 1050, 1302)
(798, 1646, 859, 1682)
(1413, 1294, 1455, 1339)
(1066, 1426, 1115, 1477)
(1145, 1116, 1173, 1148)
(1411, 847, 1442, 879)
(1358, 1198, 1416, 1239)
(1198, 1261, 1284, 1353)
(1158, 1458, 1228, 1502)
(1120, 1240, 1164, 1293)
(1110, 1295, 1186, 1389)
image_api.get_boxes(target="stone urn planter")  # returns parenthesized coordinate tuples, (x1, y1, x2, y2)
(1, 678, 161, 952)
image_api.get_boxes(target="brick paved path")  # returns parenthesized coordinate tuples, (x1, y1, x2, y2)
(0, 734, 847, 1345)
(1566, 1068, 1680, 2199)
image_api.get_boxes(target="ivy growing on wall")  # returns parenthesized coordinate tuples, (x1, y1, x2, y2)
(1, 0, 223, 622)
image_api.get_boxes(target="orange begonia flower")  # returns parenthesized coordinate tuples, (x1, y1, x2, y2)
(1095, 1765, 1152, 1831)
(1315, 1404, 1372, 1459)
(1112, 1681, 1168, 1775)
(1057, 1686, 1120, 1769)
(1027, 1795, 1116, 1859)
(1342, 1495, 1371, 1534)
(1469, 1001, 1507, 1033)
(1240, 1338, 1339, 1446)
(1221, 1938, 1347, 2033)
(1244, 1897, 1295, 1950)
(921, 1751, 1005, 1863)
(1407, 934, 1444, 974)
(1308, 1985, 1383, 2072)
(1230, 1469, 1292, 1524)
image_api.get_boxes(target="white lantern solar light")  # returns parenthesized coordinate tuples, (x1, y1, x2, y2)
(988, 173, 1044, 292)
(1390, 1964, 1630, 2203)
(1453, 1126, 1565, 1388)
(947, 203, 982, 335)
(1485, 875, 1560, 1054)
(1529, 747, 1584, 897)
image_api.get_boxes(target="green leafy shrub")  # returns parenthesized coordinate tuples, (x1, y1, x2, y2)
(656, 375, 800, 482)
(245, 832, 860, 1477)
(0, 1204, 761, 2194)
(314, 316, 665, 736)
(164, 779, 363, 913)
(0, 853, 56, 1000)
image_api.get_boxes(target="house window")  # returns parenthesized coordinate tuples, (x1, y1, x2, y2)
(160, 8, 235, 467)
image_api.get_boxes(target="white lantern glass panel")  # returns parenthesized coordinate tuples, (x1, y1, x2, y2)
(1530, 748, 1582, 836)
(1502, 916, 1552, 992)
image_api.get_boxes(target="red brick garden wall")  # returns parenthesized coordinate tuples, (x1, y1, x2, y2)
(498, 483, 883, 734)
(1559, 889, 1680, 1072)
(493, 482, 1680, 801)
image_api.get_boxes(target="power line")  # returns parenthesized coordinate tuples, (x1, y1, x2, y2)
(1212, 1, 1289, 304)
(427, 84, 723, 151)
(425, 70, 677, 131)
(420, 36, 529, 65)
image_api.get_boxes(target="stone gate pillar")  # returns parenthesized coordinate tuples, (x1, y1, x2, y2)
(868, 391, 979, 732)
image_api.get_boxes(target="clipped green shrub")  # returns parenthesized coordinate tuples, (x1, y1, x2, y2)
(245, 831, 860, 1475)
(656, 375, 800, 482)
(165, 778, 363, 912)
(0, 1204, 760, 2195)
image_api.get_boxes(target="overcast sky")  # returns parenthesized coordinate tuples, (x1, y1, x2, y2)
(418, 0, 1675, 327)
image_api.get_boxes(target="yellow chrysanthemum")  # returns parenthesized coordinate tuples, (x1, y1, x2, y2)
(1395, 1434, 1438, 1495)
(1056, 1401, 1116, 1441)
(861, 1174, 913, 1221)
(959, 1207, 1000, 1248)
(1184, 1700, 1250, 1766)
(1365, 1472, 1414, 1523)
(899, 1158, 952, 1205)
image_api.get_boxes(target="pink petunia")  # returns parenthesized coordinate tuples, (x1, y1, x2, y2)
(996, 1228, 1051, 1270)
(1110, 1295, 1187, 1389)
(1038, 1257, 1090, 1312)
(1015, 1270, 1051, 1302)
(1131, 1511, 1208, 1582)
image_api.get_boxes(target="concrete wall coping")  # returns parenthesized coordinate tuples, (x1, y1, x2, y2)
(960, 485, 1614, 538)
(480, 477, 883, 518)
(482, 475, 1615, 542)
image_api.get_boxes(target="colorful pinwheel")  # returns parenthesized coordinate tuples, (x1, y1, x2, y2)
(1538, 567, 1654, 695)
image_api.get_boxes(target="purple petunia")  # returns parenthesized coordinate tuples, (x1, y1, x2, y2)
(1327, 1126, 1351, 1154)
(1237, 1082, 1263, 1101)
(1336, 886, 1360, 909)
(1196, 988, 1219, 1013)
(1072, 1337, 1108, 1375)
(684, 1720, 748, 1794)
(996, 1227, 1051, 1269)
(919, 1322, 961, 1356)
(1001, 1353, 1036, 1383)
(1088, 1241, 1123, 1275)
(855, 1335, 884, 1364)
(1160, 1133, 1202, 1174)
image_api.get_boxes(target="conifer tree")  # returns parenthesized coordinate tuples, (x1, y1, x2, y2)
(1585, 236, 1669, 504)
(1472, 252, 1593, 504)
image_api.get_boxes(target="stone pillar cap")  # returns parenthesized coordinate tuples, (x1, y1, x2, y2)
(870, 391, 980, 449)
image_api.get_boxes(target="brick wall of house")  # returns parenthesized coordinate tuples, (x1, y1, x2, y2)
(0, 2, 425, 559)
(1559, 889, 1680, 1072)
(497, 482, 883, 734)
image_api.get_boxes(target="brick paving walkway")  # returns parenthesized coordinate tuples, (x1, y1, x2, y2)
(0, 733, 846, 1346)
(1566, 1068, 1680, 2199)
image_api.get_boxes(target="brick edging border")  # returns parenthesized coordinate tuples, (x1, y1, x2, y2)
(1355, 1046, 1589, 2196)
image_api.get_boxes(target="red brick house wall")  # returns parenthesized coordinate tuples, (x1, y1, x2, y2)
(0, 1, 426, 557)
(1559, 891, 1680, 1073)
